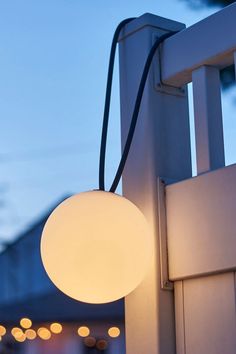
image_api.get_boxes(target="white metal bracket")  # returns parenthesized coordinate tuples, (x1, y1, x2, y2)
(153, 35, 186, 97)
(157, 178, 173, 291)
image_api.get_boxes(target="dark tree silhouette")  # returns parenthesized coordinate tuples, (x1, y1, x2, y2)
(185, 0, 235, 7)
(202, 0, 234, 5)
(220, 66, 235, 89)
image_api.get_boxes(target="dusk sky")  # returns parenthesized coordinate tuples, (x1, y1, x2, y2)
(0, 0, 234, 243)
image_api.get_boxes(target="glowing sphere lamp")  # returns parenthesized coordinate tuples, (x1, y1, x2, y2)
(41, 191, 152, 304)
(39, 18, 168, 305)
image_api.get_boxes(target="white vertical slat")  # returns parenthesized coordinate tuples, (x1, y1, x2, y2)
(183, 273, 236, 354)
(174, 281, 186, 354)
(192, 66, 225, 175)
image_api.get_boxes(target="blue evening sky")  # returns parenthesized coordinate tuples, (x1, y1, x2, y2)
(0, 0, 234, 242)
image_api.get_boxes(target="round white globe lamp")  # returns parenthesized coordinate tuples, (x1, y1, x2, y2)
(41, 190, 152, 304)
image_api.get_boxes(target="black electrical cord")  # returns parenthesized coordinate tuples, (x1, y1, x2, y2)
(99, 18, 178, 193)
(99, 18, 135, 191)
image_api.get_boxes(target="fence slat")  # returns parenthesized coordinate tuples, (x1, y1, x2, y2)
(192, 66, 225, 174)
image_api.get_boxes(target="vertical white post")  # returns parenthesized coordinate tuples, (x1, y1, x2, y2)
(119, 14, 192, 354)
(174, 281, 186, 354)
(192, 66, 225, 175)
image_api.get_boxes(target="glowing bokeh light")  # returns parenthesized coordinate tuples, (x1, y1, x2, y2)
(0, 326, 6, 336)
(20, 318, 32, 329)
(78, 326, 90, 337)
(25, 329, 37, 340)
(37, 327, 51, 340)
(11, 327, 23, 337)
(14, 331, 24, 340)
(15, 333, 26, 342)
(50, 322, 62, 334)
(108, 326, 120, 338)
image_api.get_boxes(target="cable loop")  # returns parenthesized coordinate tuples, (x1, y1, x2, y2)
(99, 18, 178, 193)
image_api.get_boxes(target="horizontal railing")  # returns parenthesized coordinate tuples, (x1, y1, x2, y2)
(161, 4, 236, 176)
(162, 2, 236, 87)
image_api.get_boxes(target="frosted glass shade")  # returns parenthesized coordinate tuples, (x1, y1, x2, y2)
(41, 190, 152, 304)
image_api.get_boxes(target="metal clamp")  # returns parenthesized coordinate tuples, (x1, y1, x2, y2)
(157, 178, 173, 291)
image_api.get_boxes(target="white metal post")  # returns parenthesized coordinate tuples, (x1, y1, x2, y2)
(118, 14, 192, 354)
(192, 66, 225, 174)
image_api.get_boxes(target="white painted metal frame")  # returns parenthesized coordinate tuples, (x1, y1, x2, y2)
(163, 3, 236, 282)
(119, 5, 236, 354)
(161, 4, 236, 354)
(162, 2, 236, 87)
(161, 4, 236, 176)
(119, 13, 192, 354)
(166, 163, 236, 280)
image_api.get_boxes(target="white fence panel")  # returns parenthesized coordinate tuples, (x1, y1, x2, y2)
(161, 2, 236, 86)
